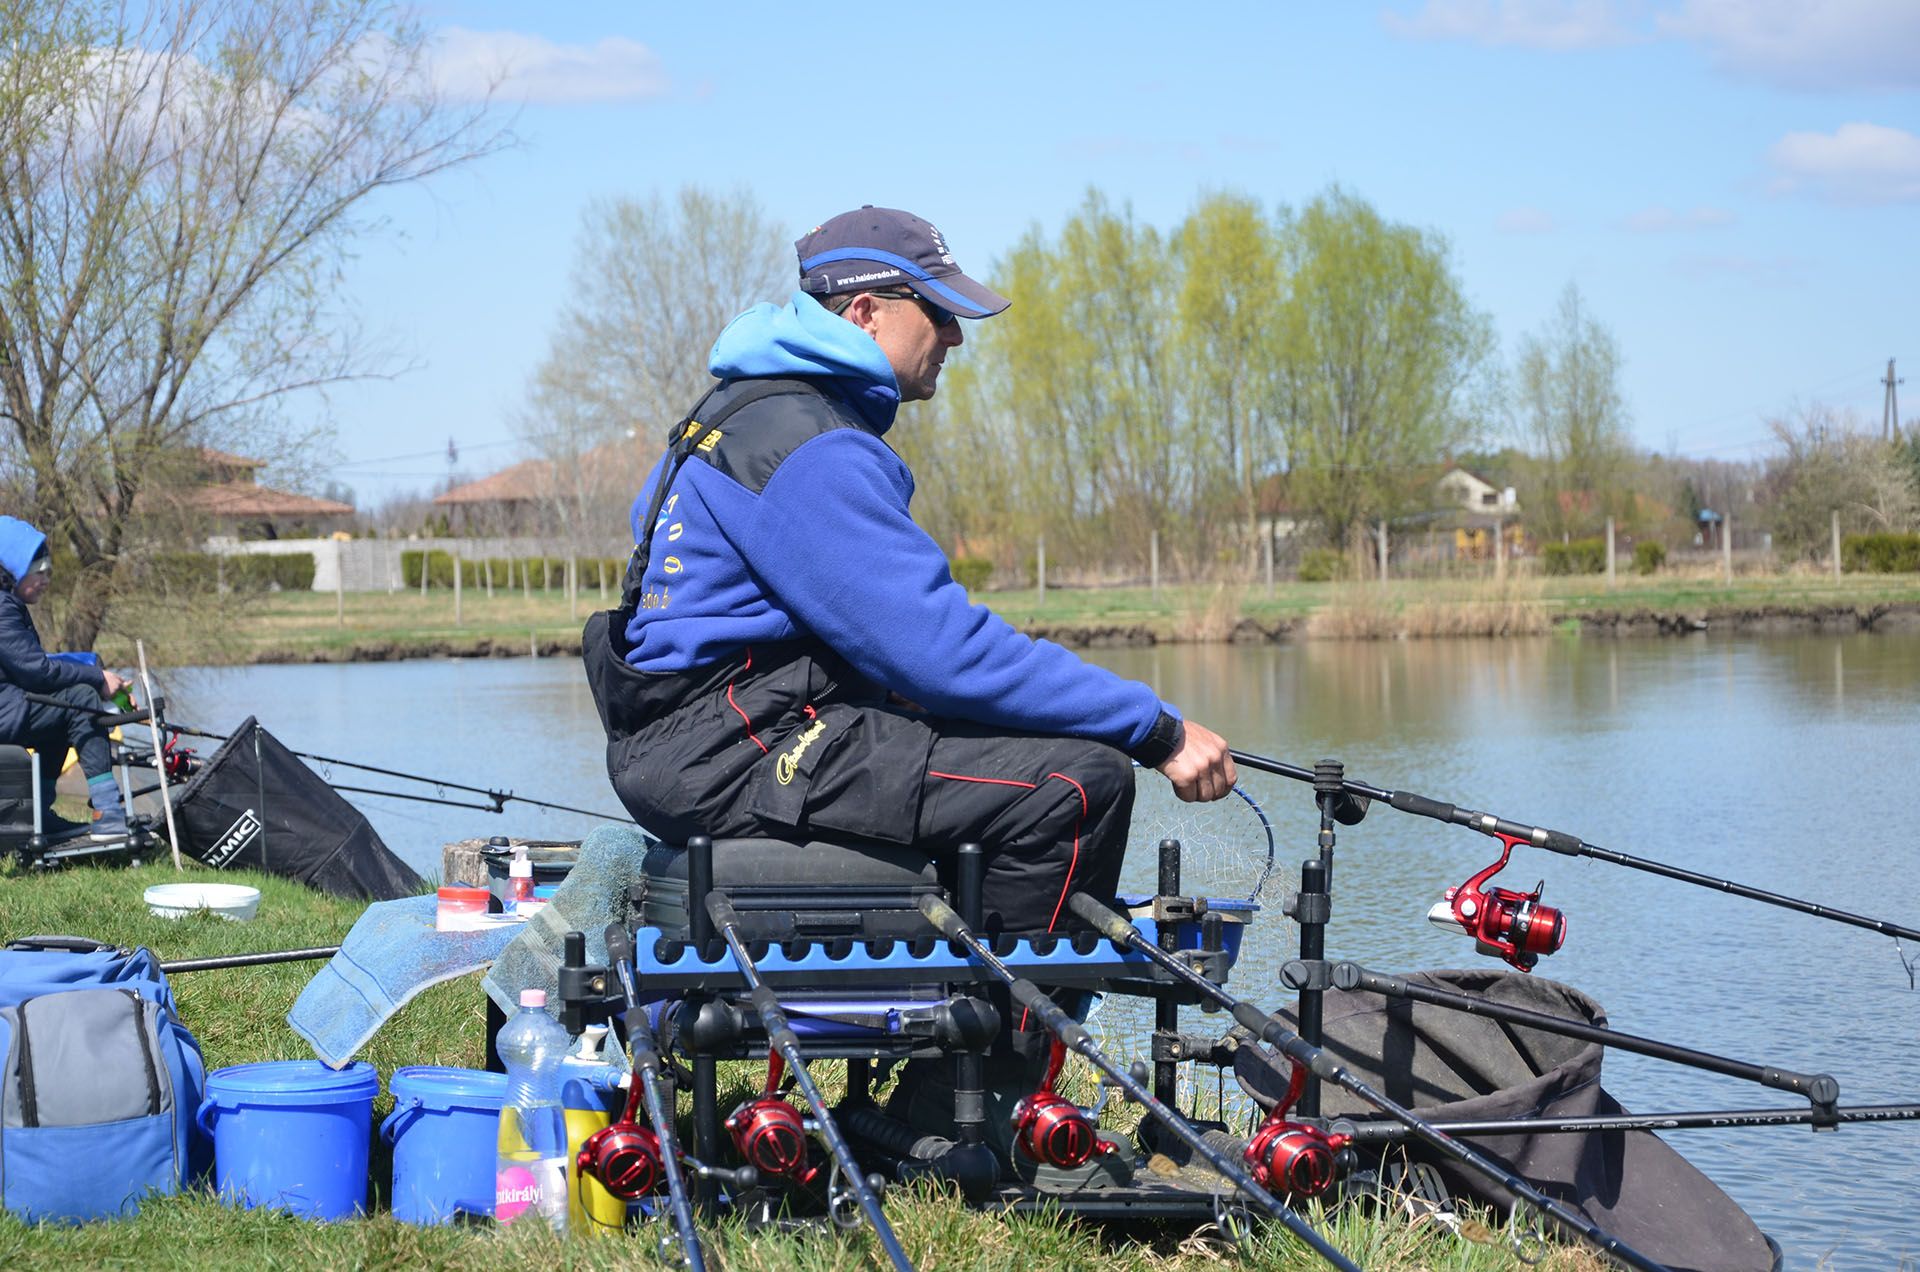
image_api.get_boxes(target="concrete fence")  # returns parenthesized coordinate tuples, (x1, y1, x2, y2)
(204, 537, 632, 593)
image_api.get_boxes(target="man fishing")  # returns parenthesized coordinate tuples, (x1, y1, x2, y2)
(597, 204, 1235, 931)
(0, 516, 131, 841)
(588, 204, 1236, 1138)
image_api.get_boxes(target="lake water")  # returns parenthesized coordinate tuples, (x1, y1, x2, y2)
(163, 635, 1920, 1269)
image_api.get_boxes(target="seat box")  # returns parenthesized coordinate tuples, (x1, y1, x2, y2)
(632, 838, 944, 942)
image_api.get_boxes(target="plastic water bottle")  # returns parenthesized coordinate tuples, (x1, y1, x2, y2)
(495, 989, 570, 1230)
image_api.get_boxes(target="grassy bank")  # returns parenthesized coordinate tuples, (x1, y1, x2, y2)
(100, 571, 1920, 666)
(0, 861, 1600, 1270)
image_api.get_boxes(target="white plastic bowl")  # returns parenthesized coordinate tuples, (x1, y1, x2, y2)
(144, 882, 262, 923)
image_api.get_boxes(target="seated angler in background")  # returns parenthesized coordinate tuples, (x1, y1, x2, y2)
(0, 517, 131, 841)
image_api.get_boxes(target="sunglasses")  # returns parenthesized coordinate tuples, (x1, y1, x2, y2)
(866, 288, 958, 329)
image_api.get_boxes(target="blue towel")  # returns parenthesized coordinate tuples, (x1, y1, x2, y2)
(481, 825, 652, 1016)
(287, 894, 520, 1068)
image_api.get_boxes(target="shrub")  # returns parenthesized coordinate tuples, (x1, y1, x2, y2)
(1297, 548, 1343, 583)
(1632, 541, 1665, 575)
(1541, 538, 1606, 576)
(1842, 532, 1920, 574)
(147, 552, 313, 592)
(950, 557, 994, 591)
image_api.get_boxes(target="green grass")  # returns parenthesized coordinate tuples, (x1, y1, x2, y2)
(0, 860, 1603, 1270)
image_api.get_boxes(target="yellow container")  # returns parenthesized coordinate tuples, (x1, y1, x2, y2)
(564, 1092, 627, 1233)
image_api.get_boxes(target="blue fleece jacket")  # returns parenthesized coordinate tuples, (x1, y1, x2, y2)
(0, 516, 104, 738)
(622, 292, 1175, 754)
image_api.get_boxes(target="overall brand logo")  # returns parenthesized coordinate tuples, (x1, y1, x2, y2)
(203, 808, 261, 868)
(775, 720, 828, 786)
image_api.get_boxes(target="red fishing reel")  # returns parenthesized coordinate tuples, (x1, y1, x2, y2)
(577, 1118, 664, 1199)
(577, 1073, 665, 1200)
(1432, 832, 1567, 972)
(726, 1052, 818, 1185)
(1010, 1040, 1112, 1170)
(1243, 1057, 1346, 1198)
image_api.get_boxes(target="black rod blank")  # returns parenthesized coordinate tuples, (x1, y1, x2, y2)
(1226, 748, 1920, 945)
(1338, 964, 1840, 1122)
(1067, 892, 1671, 1272)
(918, 894, 1362, 1272)
(605, 925, 707, 1270)
(707, 895, 913, 1272)
(1335, 1103, 1920, 1143)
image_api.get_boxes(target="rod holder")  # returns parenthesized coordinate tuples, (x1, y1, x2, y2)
(1295, 857, 1329, 1118)
(687, 833, 714, 953)
(1155, 838, 1182, 1107)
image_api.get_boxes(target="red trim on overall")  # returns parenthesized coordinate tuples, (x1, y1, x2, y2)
(925, 769, 1089, 934)
(1040, 771, 1089, 933)
(727, 648, 769, 754)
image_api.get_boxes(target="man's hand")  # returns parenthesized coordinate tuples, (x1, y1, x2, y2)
(100, 669, 129, 700)
(1156, 719, 1236, 803)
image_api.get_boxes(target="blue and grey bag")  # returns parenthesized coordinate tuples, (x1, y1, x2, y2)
(0, 937, 208, 1222)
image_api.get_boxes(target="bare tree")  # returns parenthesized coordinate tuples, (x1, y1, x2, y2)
(1760, 403, 1916, 561)
(519, 185, 789, 567)
(1515, 282, 1632, 541)
(0, 0, 508, 647)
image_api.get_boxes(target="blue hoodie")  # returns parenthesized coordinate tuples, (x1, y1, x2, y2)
(621, 292, 1176, 755)
(0, 516, 104, 737)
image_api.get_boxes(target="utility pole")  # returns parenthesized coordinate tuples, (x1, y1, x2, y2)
(1885, 359, 1904, 440)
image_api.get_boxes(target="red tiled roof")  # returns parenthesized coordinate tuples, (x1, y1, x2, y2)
(180, 481, 352, 518)
(433, 435, 663, 508)
(433, 459, 553, 506)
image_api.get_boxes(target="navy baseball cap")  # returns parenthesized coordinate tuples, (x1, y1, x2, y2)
(796, 206, 1010, 319)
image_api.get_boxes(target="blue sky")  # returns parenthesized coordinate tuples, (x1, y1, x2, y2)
(320, 1, 1920, 503)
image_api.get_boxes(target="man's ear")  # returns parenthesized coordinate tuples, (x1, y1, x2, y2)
(838, 292, 883, 337)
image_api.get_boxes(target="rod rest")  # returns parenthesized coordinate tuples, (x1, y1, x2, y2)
(839, 1104, 1000, 1203)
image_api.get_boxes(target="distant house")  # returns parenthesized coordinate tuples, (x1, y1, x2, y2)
(167, 448, 353, 540)
(432, 432, 663, 534)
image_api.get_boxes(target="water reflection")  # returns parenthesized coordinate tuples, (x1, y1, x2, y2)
(166, 635, 1920, 1269)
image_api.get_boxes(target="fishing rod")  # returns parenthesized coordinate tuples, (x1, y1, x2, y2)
(704, 894, 913, 1272)
(1227, 749, 1920, 945)
(1066, 892, 1672, 1272)
(1335, 1103, 1920, 1143)
(160, 947, 340, 973)
(1336, 963, 1840, 1123)
(586, 924, 710, 1268)
(22, 692, 610, 818)
(152, 719, 626, 823)
(916, 894, 1363, 1272)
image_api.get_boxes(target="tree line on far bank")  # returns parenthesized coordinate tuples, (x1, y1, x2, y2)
(520, 185, 1918, 586)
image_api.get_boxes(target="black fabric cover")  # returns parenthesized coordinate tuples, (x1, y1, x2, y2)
(168, 717, 421, 901)
(1235, 969, 1776, 1272)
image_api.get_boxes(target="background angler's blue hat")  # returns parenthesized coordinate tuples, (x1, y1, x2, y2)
(796, 206, 1010, 320)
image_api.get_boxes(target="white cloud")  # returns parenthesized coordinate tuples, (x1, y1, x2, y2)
(1657, 0, 1920, 93)
(1381, 0, 1645, 50)
(1767, 122, 1920, 203)
(1621, 204, 1736, 231)
(1497, 206, 1559, 232)
(428, 27, 669, 105)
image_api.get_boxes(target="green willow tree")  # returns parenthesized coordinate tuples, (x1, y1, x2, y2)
(1275, 187, 1496, 550)
(1174, 193, 1286, 567)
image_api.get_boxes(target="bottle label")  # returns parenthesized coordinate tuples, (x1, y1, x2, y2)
(496, 1155, 568, 1225)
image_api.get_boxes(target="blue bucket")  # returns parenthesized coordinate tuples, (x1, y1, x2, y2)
(381, 1066, 507, 1225)
(198, 1061, 378, 1221)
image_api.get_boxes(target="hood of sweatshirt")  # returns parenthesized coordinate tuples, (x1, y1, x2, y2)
(0, 516, 47, 584)
(708, 291, 900, 434)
